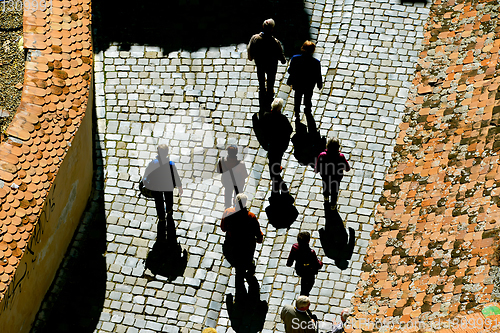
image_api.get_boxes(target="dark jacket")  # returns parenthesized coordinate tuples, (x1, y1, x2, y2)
(287, 53, 323, 91)
(143, 156, 181, 192)
(247, 32, 286, 67)
(221, 207, 263, 267)
(286, 243, 323, 277)
(315, 151, 350, 181)
(217, 157, 248, 189)
(261, 111, 293, 153)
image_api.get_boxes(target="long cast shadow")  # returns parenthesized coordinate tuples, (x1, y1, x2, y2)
(92, 0, 311, 57)
(226, 280, 268, 333)
(145, 214, 188, 281)
(319, 202, 356, 270)
(30, 96, 107, 333)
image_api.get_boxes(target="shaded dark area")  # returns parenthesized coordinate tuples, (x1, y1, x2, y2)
(226, 284, 268, 333)
(319, 202, 355, 270)
(265, 192, 299, 229)
(92, 0, 311, 57)
(30, 101, 107, 333)
(292, 121, 326, 169)
(145, 214, 188, 280)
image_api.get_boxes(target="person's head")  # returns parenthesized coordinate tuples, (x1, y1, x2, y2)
(296, 295, 310, 310)
(340, 308, 351, 323)
(297, 231, 310, 247)
(227, 145, 238, 158)
(301, 40, 316, 55)
(157, 144, 169, 158)
(271, 98, 284, 113)
(262, 18, 275, 33)
(235, 193, 248, 208)
(326, 138, 340, 153)
(202, 329, 217, 333)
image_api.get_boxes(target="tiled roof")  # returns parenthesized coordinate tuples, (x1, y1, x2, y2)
(352, 0, 500, 330)
(0, 0, 92, 299)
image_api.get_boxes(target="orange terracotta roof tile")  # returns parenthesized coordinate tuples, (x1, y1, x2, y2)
(353, 0, 500, 330)
(0, 0, 92, 305)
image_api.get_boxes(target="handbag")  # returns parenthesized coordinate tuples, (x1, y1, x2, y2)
(139, 180, 155, 199)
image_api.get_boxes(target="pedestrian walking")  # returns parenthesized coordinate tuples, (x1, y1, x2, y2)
(217, 145, 248, 209)
(315, 138, 350, 210)
(286, 231, 323, 296)
(287, 41, 323, 126)
(221, 194, 263, 302)
(247, 18, 286, 116)
(142, 144, 183, 237)
(281, 295, 317, 333)
(261, 98, 293, 197)
(329, 309, 351, 333)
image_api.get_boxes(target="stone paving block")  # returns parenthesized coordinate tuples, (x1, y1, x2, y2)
(84, 0, 434, 331)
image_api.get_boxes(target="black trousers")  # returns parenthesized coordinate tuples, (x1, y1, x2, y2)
(153, 191, 173, 218)
(268, 150, 287, 196)
(257, 64, 277, 117)
(300, 274, 315, 296)
(322, 178, 340, 207)
(294, 89, 314, 118)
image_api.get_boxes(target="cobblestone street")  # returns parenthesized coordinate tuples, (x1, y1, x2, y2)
(83, 0, 429, 332)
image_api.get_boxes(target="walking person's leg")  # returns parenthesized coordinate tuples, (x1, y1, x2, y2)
(331, 180, 340, 210)
(322, 177, 331, 203)
(165, 191, 174, 215)
(269, 150, 285, 196)
(304, 89, 317, 133)
(300, 274, 315, 296)
(266, 67, 277, 102)
(153, 191, 167, 239)
(303, 89, 313, 114)
(234, 266, 247, 302)
(294, 90, 303, 121)
(257, 65, 268, 118)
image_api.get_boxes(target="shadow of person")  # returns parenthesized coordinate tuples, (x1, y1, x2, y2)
(291, 121, 326, 169)
(319, 202, 356, 270)
(226, 276, 268, 333)
(265, 192, 299, 229)
(145, 214, 187, 281)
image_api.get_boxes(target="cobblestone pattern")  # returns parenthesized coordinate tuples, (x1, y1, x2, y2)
(93, 0, 429, 332)
(351, 0, 500, 331)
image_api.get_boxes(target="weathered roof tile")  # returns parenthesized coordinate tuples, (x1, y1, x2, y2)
(0, 0, 92, 304)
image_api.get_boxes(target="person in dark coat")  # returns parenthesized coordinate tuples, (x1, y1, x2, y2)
(286, 231, 323, 296)
(221, 194, 264, 302)
(315, 138, 350, 210)
(248, 18, 287, 116)
(287, 40, 323, 124)
(217, 145, 249, 209)
(261, 98, 293, 197)
(143, 144, 183, 237)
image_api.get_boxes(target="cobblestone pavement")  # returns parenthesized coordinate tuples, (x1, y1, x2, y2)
(91, 0, 430, 332)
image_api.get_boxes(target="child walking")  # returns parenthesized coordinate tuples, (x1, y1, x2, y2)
(286, 231, 323, 296)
